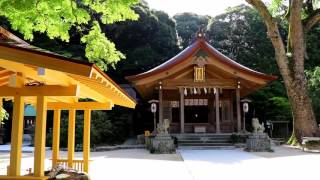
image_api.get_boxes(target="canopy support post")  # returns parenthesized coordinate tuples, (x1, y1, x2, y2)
(34, 96, 47, 177)
(67, 109, 76, 168)
(9, 96, 24, 176)
(52, 109, 61, 168)
(83, 109, 91, 173)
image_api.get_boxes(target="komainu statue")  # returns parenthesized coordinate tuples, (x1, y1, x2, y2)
(157, 119, 170, 134)
(252, 118, 265, 133)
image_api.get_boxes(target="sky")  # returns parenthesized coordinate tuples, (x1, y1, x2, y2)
(144, 0, 249, 17)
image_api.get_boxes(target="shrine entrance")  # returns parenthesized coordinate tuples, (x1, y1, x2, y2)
(126, 30, 277, 134)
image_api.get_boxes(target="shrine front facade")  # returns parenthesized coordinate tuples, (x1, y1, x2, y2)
(127, 31, 277, 133)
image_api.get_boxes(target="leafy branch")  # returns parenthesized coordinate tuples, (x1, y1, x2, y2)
(0, 0, 139, 70)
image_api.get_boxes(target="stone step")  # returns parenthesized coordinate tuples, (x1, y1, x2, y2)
(174, 133, 232, 137)
(177, 137, 231, 140)
(178, 142, 233, 146)
(178, 146, 236, 150)
(178, 139, 230, 143)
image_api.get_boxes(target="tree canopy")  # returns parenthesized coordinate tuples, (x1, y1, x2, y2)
(0, 0, 139, 70)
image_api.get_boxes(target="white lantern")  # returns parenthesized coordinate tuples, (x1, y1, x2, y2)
(151, 103, 157, 113)
(243, 102, 249, 113)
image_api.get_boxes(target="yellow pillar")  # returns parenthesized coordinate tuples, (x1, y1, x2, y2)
(34, 96, 47, 177)
(9, 96, 24, 176)
(83, 109, 91, 173)
(52, 109, 61, 167)
(67, 109, 76, 168)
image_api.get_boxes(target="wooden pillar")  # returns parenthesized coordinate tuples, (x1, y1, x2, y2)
(179, 88, 184, 133)
(0, 98, 3, 128)
(9, 96, 24, 176)
(159, 86, 163, 124)
(236, 88, 241, 132)
(83, 109, 91, 173)
(215, 88, 220, 133)
(67, 109, 76, 168)
(230, 91, 234, 126)
(52, 109, 61, 167)
(34, 96, 47, 177)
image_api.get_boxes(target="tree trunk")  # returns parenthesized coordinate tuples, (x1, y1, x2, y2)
(245, 0, 320, 143)
(286, 78, 320, 141)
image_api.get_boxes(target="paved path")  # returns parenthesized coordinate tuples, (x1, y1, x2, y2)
(1, 146, 320, 179)
(179, 148, 320, 180)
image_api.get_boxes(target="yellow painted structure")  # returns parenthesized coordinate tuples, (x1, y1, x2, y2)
(0, 27, 136, 179)
(51, 109, 61, 167)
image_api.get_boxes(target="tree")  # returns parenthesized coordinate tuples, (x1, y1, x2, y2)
(0, 0, 139, 70)
(245, 0, 320, 142)
(174, 13, 210, 48)
(104, 2, 180, 82)
(206, 5, 279, 75)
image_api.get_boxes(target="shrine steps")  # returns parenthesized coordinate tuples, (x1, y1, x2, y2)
(172, 133, 235, 149)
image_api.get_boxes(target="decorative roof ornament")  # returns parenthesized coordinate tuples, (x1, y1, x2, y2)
(196, 27, 205, 39)
(189, 26, 207, 45)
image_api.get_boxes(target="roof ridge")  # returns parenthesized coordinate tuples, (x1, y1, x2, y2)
(0, 26, 29, 45)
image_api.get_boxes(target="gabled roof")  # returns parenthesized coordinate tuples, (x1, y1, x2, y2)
(126, 31, 277, 98)
(126, 34, 277, 82)
(0, 26, 136, 108)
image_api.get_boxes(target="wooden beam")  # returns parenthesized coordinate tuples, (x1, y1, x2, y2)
(0, 60, 72, 86)
(0, 78, 8, 86)
(47, 102, 113, 110)
(236, 88, 241, 132)
(34, 96, 47, 177)
(52, 109, 61, 168)
(0, 70, 14, 79)
(8, 73, 24, 88)
(159, 86, 163, 124)
(215, 88, 220, 133)
(70, 75, 135, 108)
(9, 96, 24, 176)
(83, 110, 91, 173)
(0, 85, 79, 96)
(67, 109, 76, 168)
(0, 46, 92, 77)
(179, 88, 185, 133)
(162, 79, 237, 89)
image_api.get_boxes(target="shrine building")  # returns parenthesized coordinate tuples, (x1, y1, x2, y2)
(126, 31, 277, 134)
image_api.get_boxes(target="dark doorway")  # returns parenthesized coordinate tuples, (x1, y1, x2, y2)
(185, 106, 208, 123)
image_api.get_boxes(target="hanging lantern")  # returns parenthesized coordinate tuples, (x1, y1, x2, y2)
(184, 88, 188, 96)
(194, 87, 197, 94)
(204, 87, 207, 94)
(197, 87, 201, 95)
(237, 81, 241, 89)
(208, 87, 212, 94)
(213, 87, 217, 94)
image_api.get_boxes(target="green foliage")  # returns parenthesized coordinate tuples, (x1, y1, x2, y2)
(0, 107, 9, 124)
(206, 5, 279, 75)
(0, 0, 139, 70)
(173, 13, 210, 48)
(81, 21, 125, 69)
(269, 0, 284, 15)
(306, 65, 320, 123)
(265, 97, 292, 121)
(105, 3, 179, 82)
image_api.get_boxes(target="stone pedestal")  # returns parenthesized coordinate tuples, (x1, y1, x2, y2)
(246, 133, 272, 152)
(150, 134, 175, 154)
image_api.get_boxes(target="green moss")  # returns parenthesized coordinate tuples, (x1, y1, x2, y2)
(287, 133, 299, 146)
